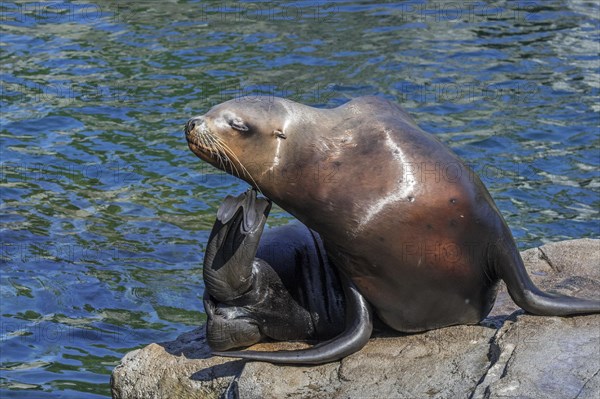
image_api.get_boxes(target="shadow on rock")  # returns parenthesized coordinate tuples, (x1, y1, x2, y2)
(158, 326, 213, 360)
(190, 359, 245, 381)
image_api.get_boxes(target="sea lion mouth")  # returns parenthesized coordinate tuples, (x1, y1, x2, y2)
(187, 137, 232, 169)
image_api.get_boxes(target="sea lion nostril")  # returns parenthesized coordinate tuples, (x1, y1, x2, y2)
(185, 117, 203, 135)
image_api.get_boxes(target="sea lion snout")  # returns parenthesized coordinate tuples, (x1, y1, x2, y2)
(184, 116, 204, 137)
(185, 116, 211, 155)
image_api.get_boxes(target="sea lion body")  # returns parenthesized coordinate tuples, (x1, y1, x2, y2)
(185, 96, 600, 363)
(268, 98, 502, 332)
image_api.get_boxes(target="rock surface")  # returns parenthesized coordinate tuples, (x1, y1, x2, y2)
(111, 239, 600, 399)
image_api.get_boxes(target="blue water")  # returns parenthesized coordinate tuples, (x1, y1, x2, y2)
(1, 1, 598, 397)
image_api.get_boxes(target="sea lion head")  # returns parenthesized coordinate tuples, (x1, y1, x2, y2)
(185, 97, 293, 190)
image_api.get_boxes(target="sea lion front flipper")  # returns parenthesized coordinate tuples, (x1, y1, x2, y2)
(212, 273, 373, 365)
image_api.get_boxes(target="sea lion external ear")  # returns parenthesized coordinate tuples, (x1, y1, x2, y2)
(274, 130, 287, 139)
(229, 117, 249, 132)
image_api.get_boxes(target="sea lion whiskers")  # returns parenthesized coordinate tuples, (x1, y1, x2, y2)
(196, 132, 228, 172)
(191, 127, 247, 187)
(206, 136, 230, 174)
(205, 135, 240, 176)
(210, 135, 262, 193)
(189, 128, 233, 177)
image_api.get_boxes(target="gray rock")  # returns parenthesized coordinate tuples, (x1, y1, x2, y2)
(111, 239, 600, 399)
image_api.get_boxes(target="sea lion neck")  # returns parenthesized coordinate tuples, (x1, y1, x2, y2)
(251, 103, 352, 237)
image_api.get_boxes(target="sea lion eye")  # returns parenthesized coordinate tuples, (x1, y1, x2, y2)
(228, 117, 249, 132)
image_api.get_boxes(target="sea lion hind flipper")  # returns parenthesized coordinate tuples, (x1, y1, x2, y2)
(494, 236, 600, 316)
(204, 189, 271, 302)
(212, 277, 373, 365)
(204, 293, 264, 351)
(216, 189, 270, 230)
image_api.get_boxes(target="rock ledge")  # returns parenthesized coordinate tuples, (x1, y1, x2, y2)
(111, 239, 600, 399)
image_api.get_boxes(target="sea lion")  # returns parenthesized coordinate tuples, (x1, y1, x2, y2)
(202, 188, 371, 362)
(185, 96, 600, 364)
